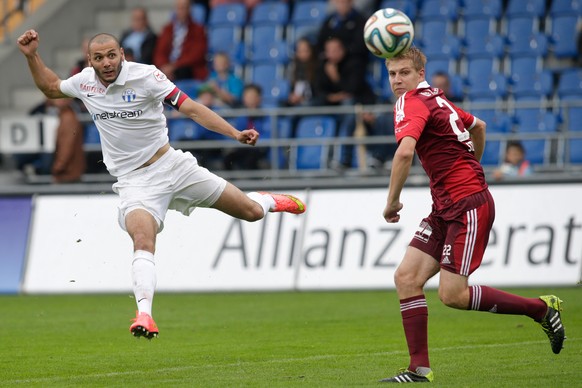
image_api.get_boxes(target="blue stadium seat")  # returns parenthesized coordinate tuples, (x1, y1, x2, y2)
(569, 139, 582, 164)
(262, 116, 293, 168)
(425, 59, 456, 81)
(464, 33, 505, 60)
(248, 40, 290, 64)
(246, 63, 284, 85)
(508, 57, 553, 99)
(255, 78, 290, 106)
(561, 95, 582, 131)
(513, 109, 558, 164)
(514, 109, 558, 133)
(381, 0, 418, 21)
(465, 58, 507, 99)
(472, 107, 511, 165)
(190, 4, 207, 24)
(507, 32, 548, 58)
(462, 0, 502, 19)
(286, 23, 322, 45)
(549, 15, 580, 58)
(293, 116, 336, 170)
(250, 2, 289, 25)
(481, 141, 502, 166)
(419, 0, 460, 21)
(84, 123, 100, 144)
(506, 0, 546, 18)
(421, 34, 461, 60)
(287, 1, 328, 45)
(208, 3, 247, 27)
(291, 1, 328, 25)
(208, 26, 245, 64)
(419, 20, 452, 44)
(471, 109, 512, 133)
(557, 69, 582, 98)
(506, 17, 539, 43)
(550, 0, 582, 16)
(461, 17, 496, 39)
(168, 119, 204, 142)
(245, 25, 287, 63)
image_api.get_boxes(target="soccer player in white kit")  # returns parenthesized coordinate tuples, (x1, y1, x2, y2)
(17, 30, 306, 339)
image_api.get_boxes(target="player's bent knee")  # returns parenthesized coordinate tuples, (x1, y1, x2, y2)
(245, 206, 265, 222)
(438, 288, 468, 309)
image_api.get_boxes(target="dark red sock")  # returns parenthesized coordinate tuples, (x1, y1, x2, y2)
(400, 295, 430, 370)
(469, 285, 547, 321)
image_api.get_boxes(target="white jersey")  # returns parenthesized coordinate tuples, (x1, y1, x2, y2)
(60, 61, 175, 177)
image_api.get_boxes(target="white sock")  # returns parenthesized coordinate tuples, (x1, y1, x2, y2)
(246, 191, 274, 215)
(132, 250, 156, 316)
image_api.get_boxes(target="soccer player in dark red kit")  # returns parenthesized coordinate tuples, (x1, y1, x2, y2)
(380, 47, 565, 383)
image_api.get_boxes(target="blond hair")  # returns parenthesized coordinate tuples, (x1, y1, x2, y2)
(385, 47, 426, 72)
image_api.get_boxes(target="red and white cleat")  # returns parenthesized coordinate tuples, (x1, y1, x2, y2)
(130, 311, 159, 339)
(262, 193, 306, 214)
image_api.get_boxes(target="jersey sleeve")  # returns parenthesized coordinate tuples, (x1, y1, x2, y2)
(144, 66, 178, 101)
(454, 104, 477, 130)
(393, 94, 431, 143)
(59, 72, 84, 99)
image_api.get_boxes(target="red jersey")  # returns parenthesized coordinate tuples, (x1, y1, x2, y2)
(393, 81, 487, 210)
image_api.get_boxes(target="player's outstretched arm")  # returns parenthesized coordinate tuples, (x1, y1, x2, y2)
(384, 136, 416, 223)
(17, 29, 68, 99)
(178, 98, 259, 145)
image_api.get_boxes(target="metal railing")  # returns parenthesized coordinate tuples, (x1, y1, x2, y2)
(3, 98, 582, 194)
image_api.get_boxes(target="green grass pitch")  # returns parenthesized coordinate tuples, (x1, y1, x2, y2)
(0, 287, 580, 387)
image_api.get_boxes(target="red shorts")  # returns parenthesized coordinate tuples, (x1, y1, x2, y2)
(409, 189, 495, 276)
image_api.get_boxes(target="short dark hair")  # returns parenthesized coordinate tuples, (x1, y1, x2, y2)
(506, 141, 525, 153)
(244, 83, 262, 95)
(88, 33, 120, 52)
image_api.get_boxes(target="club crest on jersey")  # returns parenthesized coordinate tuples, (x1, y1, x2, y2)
(122, 88, 136, 102)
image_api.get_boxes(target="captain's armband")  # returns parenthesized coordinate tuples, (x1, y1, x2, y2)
(164, 87, 189, 110)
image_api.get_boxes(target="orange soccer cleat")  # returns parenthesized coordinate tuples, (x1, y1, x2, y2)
(129, 311, 159, 339)
(263, 192, 306, 214)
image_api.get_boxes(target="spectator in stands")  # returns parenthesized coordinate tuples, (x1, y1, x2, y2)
(287, 38, 318, 108)
(50, 98, 86, 183)
(492, 141, 532, 180)
(154, 0, 209, 81)
(577, 25, 582, 67)
(313, 37, 376, 169)
(431, 71, 462, 102)
(316, 0, 369, 64)
(196, 83, 217, 108)
(204, 52, 244, 107)
(223, 84, 268, 170)
(120, 7, 157, 65)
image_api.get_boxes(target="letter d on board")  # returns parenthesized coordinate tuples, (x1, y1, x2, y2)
(10, 123, 28, 145)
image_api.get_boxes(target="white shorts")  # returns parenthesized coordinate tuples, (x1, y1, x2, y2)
(112, 147, 227, 232)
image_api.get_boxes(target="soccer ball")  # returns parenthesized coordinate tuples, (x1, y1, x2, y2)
(363, 8, 415, 59)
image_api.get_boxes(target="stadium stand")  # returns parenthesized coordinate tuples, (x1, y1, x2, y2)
(1, 0, 582, 186)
